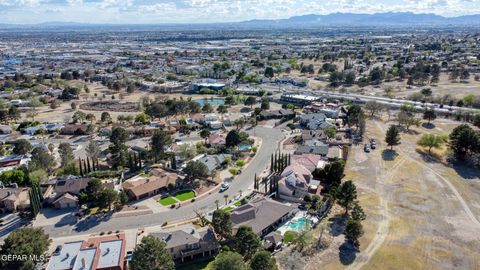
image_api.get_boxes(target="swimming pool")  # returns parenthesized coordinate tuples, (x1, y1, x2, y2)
(196, 98, 225, 106)
(284, 217, 311, 231)
(238, 143, 251, 151)
(277, 216, 313, 235)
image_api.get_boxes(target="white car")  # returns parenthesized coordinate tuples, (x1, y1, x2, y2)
(219, 183, 230, 192)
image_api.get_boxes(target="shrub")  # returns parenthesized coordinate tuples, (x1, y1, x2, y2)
(236, 159, 245, 167)
(229, 167, 239, 175)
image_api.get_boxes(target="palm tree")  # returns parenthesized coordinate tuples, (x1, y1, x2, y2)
(238, 189, 243, 197)
(214, 200, 220, 210)
(223, 194, 229, 205)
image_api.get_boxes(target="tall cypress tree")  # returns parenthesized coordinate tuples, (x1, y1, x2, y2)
(138, 153, 142, 169)
(264, 178, 267, 193)
(273, 152, 278, 172)
(86, 157, 91, 173)
(270, 154, 274, 173)
(29, 184, 42, 217)
(83, 159, 88, 174)
(171, 155, 177, 170)
(278, 152, 281, 171)
(128, 153, 133, 170)
(79, 158, 83, 177)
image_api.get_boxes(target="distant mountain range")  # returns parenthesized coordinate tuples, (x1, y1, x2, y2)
(0, 12, 479, 29)
(240, 12, 480, 27)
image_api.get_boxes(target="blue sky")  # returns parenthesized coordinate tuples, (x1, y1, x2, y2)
(0, 0, 479, 24)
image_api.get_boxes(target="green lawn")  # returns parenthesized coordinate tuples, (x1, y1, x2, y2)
(176, 259, 212, 270)
(283, 231, 298, 243)
(233, 200, 242, 206)
(174, 190, 196, 201)
(159, 196, 177, 206)
(223, 206, 234, 212)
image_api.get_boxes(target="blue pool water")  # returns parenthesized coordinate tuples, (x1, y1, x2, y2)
(238, 143, 251, 151)
(196, 99, 225, 106)
(285, 217, 310, 231)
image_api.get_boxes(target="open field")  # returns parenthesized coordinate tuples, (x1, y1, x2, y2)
(347, 117, 480, 270)
(304, 69, 480, 101)
(292, 116, 480, 270)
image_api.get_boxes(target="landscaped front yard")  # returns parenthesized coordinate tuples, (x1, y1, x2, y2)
(174, 190, 196, 201)
(159, 190, 196, 206)
(159, 196, 177, 206)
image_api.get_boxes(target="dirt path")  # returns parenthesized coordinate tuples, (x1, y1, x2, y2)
(373, 121, 480, 228)
(349, 119, 480, 270)
(346, 150, 405, 270)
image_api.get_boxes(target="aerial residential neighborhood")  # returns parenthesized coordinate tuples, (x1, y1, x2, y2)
(1, 2, 480, 270)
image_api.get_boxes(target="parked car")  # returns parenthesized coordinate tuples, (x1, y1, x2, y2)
(220, 183, 230, 192)
(364, 144, 371, 152)
(126, 251, 133, 262)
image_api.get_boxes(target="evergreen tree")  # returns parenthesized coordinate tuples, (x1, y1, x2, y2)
(337, 180, 357, 214)
(250, 250, 278, 270)
(86, 157, 91, 173)
(234, 226, 262, 260)
(0, 228, 51, 270)
(130, 236, 174, 270)
(270, 154, 274, 173)
(128, 153, 134, 170)
(385, 125, 401, 150)
(171, 155, 177, 170)
(79, 158, 83, 177)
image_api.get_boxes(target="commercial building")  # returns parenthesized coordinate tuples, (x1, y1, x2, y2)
(280, 93, 320, 105)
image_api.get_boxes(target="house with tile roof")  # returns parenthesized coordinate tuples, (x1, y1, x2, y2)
(230, 197, 296, 236)
(291, 153, 326, 172)
(0, 187, 30, 213)
(278, 164, 316, 201)
(150, 224, 220, 264)
(122, 168, 178, 200)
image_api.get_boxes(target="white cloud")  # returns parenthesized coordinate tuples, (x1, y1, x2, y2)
(1, 0, 479, 23)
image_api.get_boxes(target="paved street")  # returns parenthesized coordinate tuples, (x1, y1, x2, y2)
(38, 126, 284, 238)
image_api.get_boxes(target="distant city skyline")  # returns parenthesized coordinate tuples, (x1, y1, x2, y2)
(0, 0, 479, 24)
